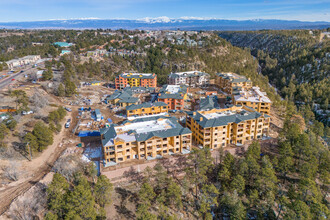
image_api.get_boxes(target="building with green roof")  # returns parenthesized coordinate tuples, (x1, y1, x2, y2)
(215, 72, 252, 95)
(105, 89, 139, 107)
(101, 115, 192, 165)
(186, 105, 271, 148)
(126, 102, 168, 117)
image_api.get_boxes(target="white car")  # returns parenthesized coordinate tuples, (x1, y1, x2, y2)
(22, 111, 34, 115)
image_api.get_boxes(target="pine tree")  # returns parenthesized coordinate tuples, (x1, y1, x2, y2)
(94, 175, 113, 207)
(65, 177, 97, 219)
(57, 84, 65, 97)
(32, 121, 54, 151)
(47, 173, 69, 218)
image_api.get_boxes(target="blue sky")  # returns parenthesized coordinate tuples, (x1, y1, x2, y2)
(0, 0, 329, 22)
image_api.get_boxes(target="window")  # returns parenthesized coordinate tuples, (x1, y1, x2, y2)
(126, 143, 129, 146)
(163, 138, 167, 141)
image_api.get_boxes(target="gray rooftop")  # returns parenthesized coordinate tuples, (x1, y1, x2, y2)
(101, 115, 191, 145)
(187, 106, 270, 128)
(126, 102, 168, 111)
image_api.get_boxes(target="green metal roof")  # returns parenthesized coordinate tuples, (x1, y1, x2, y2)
(199, 96, 219, 110)
(101, 115, 191, 145)
(187, 106, 270, 128)
(126, 102, 168, 111)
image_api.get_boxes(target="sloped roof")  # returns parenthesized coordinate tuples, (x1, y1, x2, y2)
(126, 102, 168, 111)
(199, 96, 219, 110)
(168, 71, 210, 79)
(187, 106, 270, 128)
(101, 115, 191, 145)
(119, 73, 156, 79)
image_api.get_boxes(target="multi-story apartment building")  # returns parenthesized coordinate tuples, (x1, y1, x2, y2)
(6, 55, 41, 69)
(168, 71, 210, 87)
(157, 85, 188, 110)
(105, 89, 139, 107)
(186, 105, 271, 148)
(126, 102, 168, 117)
(233, 87, 272, 114)
(215, 72, 252, 95)
(101, 115, 192, 164)
(115, 73, 157, 89)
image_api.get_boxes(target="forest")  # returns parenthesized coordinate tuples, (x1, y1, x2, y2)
(219, 29, 330, 125)
(0, 29, 329, 219)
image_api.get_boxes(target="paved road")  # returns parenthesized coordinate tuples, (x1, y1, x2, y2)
(0, 64, 43, 90)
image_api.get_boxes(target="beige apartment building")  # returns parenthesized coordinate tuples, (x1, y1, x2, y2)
(215, 72, 252, 95)
(186, 105, 271, 148)
(101, 115, 192, 165)
(233, 87, 272, 114)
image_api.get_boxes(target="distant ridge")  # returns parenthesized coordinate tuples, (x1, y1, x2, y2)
(0, 17, 329, 30)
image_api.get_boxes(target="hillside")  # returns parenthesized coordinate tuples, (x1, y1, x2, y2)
(219, 29, 330, 125)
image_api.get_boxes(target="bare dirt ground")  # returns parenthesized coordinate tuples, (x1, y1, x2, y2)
(0, 85, 81, 216)
(0, 111, 75, 216)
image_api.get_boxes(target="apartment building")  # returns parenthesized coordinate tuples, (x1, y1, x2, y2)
(215, 72, 252, 95)
(105, 89, 139, 107)
(126, 102, 168, 117)
(101, 115, 192, 164)
(115, 72, 157, 89)
(186, 105, 271, 148)
(233, 87, 272, 114)
(157, 85, 188, 110)
(168, 71, 210, 87)
(6, 55, 41, 69)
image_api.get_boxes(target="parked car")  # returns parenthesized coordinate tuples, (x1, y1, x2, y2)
(64, 107, 72, 112)
(65, 119, 71, 128)
(22, 110, 34, 115)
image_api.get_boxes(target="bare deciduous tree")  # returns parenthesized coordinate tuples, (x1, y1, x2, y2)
(9, 182, 47, 220)
(29, 91, 49, 113)
(3, 161, 21, 181)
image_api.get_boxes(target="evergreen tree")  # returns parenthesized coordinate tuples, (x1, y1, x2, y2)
(94, 175, 113, 207)
(47, 173, 69, 218)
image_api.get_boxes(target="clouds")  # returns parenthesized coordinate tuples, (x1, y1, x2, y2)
(0, 0, 329, 22)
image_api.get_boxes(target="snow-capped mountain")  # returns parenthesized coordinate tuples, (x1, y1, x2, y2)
(0, 17, 328, 30)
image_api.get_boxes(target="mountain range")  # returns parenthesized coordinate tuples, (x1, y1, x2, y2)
(0, 17, 329, 30)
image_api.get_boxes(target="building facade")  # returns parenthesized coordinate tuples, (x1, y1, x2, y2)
(157, 85, 188, 110)
(215, 72, 252, 95)
(102, 116, 192, 164)
(168, 71, 210, 87)
(6, 55, 41, 69)
(126, 102, 168, 117)
(115, 73, 157, 89)
(186, 105, 271, 148)
(105, 89, 139, 107)
(233, 87, 272, 114)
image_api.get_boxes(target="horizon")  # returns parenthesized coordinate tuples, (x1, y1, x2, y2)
(0, 0, 329, 23)
(1, 16, 330, 23)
